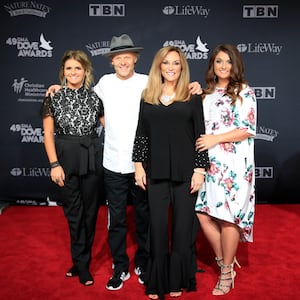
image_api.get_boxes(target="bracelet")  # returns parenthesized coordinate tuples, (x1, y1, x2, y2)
(194, 168, 206, 175)
(50, 161, 60, 168)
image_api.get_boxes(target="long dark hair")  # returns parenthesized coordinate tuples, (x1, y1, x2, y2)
(203, 44, 248, 105)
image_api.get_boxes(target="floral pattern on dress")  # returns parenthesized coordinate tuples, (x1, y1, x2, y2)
(195, 86, 256, 242)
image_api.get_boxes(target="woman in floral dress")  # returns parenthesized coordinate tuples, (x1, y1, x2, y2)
(195, 44, 257, 296)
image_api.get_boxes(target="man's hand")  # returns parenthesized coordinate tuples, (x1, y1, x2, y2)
(46, 84, 62, 96)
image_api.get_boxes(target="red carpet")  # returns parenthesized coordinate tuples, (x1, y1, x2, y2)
(0, 204, 299, 300)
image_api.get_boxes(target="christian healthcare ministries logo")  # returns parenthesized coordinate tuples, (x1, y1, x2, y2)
(163, 36, 209, 60)
(6, 33, 53, 57)
(12, 78, 47, 103)
(162, 5, 210, 17)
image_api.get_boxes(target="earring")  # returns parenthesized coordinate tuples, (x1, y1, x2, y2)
(81, 75, 86, 88)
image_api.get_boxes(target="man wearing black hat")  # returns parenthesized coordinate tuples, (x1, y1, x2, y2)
(94, 34, 149, 291)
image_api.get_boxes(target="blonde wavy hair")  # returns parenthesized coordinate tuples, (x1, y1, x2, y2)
(59, 50, 94, 89)
(143, 46, 190, 104)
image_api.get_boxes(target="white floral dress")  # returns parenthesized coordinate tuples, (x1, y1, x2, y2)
(195, 86, 256, 242)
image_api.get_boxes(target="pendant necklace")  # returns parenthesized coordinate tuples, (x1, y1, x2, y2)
(161, 92, 175, 103)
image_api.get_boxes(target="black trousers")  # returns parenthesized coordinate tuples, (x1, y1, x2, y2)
(56, 135, 103, 272)
(104, 167, 149, 273)
(145, 179, 198, 297)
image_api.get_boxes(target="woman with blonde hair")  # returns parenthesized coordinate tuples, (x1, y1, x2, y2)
(133, 46, 209, 299)
(41, 50, 104, 286)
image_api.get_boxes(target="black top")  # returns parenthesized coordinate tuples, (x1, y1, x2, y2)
(132, 94, 209, 181)
(41, 86, 104, 136)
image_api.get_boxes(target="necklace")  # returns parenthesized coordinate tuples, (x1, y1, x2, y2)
(160, 92, 175, 103)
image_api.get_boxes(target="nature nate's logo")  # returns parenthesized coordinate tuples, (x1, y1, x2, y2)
(86, 40, 110, 56)
(4, 1, 51, 17)
(255, 126, 278, 142)
(6, 33, 53, 57)
(163, 36, 209, 60)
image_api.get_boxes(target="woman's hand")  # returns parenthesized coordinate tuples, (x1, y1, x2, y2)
(196, 134, 218, 151)
(51, 166, 65, 187)
(189, 81, 202, 95)
(190, 172, 205, 193)
(196, 129, 251, 151)
(134, 162, 147, 190)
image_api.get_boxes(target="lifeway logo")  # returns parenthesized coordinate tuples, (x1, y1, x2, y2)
(6, 33, 53, 57)
(252, 87, 276, 100)
(163, 36, 209, 60)
(10, 123, 44, 143)
(11, 167, 50, 177)
(86, 40, 110, 56)
(4, 1, 51, 17)
(162, 5, 210, 17)
(243, 5, 278, 18)
(237, 43, 282, 56)
(12, 78, 47, 102)
(89, 4, 125, 16)
(255, 126, 278, 142)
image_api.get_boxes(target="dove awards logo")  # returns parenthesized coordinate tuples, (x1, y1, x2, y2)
(163, 36, 209, 60)
(10, 123, 44, 143)
(6, 33, 53, 57)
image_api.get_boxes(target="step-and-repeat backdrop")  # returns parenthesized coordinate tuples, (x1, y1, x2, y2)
(1, 0, 299, 205)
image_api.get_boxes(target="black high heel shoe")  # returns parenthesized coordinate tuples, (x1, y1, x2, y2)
(78, 270, 94, 286)
(65, 266, 78, 277)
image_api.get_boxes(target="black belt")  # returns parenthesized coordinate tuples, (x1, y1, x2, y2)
(57, 133, 97, 175)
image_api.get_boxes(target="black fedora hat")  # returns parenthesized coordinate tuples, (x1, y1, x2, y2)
(103, 34, 143, 57)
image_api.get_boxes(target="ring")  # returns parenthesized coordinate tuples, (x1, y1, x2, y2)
(201, 144, 205, 147)
(135, 182, 138, 186)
